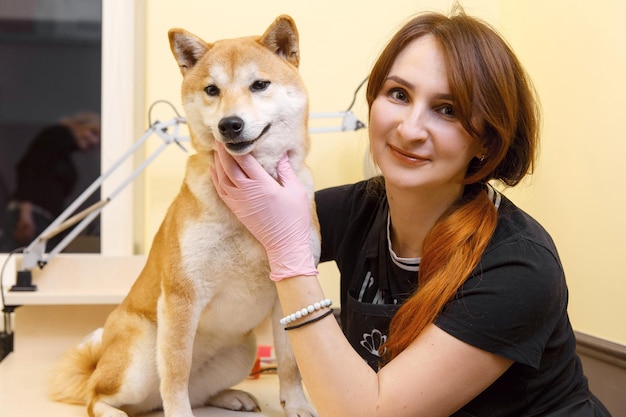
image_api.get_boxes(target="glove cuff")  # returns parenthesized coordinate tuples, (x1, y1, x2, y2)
(269, 251, 318, 281)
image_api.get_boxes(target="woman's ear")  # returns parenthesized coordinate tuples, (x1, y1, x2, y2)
(475, 141, 488, 161)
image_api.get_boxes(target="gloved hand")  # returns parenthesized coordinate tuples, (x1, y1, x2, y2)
(210, 143, 318, 281)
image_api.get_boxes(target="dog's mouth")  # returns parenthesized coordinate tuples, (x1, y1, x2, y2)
(224, 124, 271, 154)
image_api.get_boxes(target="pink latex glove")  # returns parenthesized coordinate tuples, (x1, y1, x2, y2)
(210, 143, 318, 281)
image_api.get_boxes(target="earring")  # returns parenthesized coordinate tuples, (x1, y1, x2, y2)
(479, 153, 486, 162)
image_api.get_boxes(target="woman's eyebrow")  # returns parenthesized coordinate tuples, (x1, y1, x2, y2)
(385, 75, 414, 90)
(385, 75, 454, 101)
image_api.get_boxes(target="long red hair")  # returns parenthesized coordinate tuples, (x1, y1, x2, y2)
(364, 9, 540, 362)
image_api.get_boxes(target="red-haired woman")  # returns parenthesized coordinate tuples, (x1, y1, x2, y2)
(211, 9, 612, 417)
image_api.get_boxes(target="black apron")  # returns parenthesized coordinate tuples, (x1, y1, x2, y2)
(342, 201, 408, 371)
(345, 293, 400, 371)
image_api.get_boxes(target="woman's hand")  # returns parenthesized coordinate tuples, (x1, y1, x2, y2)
(210, 143, 317, 281)
(14, 202, 36, 244)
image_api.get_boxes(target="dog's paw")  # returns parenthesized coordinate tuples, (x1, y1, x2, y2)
(207, 388, 261, 412)
(90, 401, 130, 417)
(283, 400, 318, 417)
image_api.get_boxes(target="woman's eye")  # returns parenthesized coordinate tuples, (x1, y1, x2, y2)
(437, 104, 456, 118)
(389, 88, 408, 102)
(205, 85, 220, 96)
(250, 80, 270, 92)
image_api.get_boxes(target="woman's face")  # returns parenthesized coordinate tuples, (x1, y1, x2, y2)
(369, 34, 485, 193)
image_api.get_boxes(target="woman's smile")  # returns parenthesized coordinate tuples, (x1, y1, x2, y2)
(388, 143, 430, 165)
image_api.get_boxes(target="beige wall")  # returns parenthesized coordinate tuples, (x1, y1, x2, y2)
(139, 0, 625, 345)
(496, 1, 626, 344)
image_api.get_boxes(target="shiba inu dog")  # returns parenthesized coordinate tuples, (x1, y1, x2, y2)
(49, 15, 320, 417)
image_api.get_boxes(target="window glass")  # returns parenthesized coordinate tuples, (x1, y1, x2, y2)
(0, 0, 102, 253)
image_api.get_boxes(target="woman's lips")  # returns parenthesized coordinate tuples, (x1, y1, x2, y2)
(389, 144, 430, 163)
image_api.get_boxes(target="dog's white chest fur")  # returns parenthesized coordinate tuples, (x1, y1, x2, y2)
(178, 216, 277, 334)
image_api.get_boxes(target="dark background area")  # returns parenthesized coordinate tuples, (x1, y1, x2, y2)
(0, 0, 102, 252)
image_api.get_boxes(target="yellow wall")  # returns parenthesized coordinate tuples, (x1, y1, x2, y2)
(140, 0, 625, 344)
(496, 1, 626, 344)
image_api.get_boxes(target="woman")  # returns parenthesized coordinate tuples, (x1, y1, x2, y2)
(211, 9, 612, 417)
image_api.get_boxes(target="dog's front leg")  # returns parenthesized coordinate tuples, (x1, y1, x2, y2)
(271, 299, 318, 417)
(157, 289, 203, 417)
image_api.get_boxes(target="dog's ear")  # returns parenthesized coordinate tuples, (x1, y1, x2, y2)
(260, 15, 300, 68)
(168, 28, 212, 75)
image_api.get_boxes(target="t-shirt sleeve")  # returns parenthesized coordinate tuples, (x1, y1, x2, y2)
(434, 237, 567, 369)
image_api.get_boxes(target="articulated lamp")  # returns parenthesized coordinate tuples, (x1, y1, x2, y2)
(8, 108, 365, 292)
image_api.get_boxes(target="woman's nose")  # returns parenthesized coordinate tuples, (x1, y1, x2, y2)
(396, 105, 429, 141)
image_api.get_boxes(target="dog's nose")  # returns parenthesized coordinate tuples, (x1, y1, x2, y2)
(218, 116, 244, 140)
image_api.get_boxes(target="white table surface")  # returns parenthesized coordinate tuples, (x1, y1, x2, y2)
(0, 341, 288, 417)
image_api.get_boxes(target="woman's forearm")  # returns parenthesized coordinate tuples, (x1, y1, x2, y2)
(275, 276, 381, 417)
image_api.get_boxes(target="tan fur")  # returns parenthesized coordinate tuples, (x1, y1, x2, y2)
(49, 15, 319, 417)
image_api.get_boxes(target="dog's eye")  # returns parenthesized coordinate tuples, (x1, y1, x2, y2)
(205, 85, 220, 96)
(250, 80, 270, 92)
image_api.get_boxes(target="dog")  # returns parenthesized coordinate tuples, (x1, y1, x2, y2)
(49, 15, 320, 417)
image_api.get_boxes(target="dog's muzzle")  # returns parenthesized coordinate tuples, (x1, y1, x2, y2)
(218, 116, 270, 153)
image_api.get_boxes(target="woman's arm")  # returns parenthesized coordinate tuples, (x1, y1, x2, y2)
(275, 275, 512, 417)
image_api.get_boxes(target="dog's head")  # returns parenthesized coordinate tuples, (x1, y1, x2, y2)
(169, 15, 309, 174)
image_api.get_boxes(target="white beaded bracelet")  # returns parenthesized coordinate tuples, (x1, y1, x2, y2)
(279, 299, 333, 326)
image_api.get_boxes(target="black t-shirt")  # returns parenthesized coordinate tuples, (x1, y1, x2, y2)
(315, 178, 596, 416)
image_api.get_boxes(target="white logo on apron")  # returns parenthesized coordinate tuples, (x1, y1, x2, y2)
(360, 329, 387, 357)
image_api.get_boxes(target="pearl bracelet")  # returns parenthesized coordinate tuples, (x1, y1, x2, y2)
(284, 309, 334, 331)
(279, 298, 333, 326)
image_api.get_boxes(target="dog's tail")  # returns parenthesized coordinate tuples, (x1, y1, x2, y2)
(49, 328, 103, 405)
